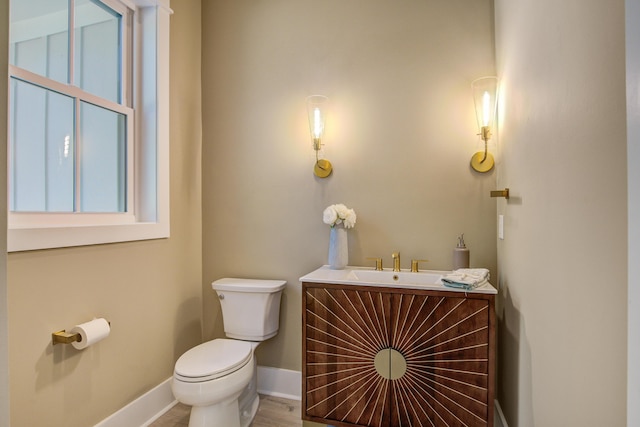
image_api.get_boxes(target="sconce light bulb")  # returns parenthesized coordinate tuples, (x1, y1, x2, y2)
(313, 107, 323, 139)
(482, 91, 491, 126)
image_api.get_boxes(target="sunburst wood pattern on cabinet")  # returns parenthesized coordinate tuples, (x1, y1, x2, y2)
(302, 283, 495, 427)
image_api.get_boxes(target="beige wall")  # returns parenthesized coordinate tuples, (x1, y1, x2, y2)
(494, 1, 628, 426)
(201, 0, 498, 371)
(6, 2, 203, 426)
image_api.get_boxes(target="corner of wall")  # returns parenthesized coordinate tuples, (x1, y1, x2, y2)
(0, 0, 10, 423)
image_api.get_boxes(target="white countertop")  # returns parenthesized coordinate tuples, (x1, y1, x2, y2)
(300, 265, 497, 295)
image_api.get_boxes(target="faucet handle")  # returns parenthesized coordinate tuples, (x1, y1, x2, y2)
(392, 252, 401, 272)
(411, 259, 429, 272)
(366, 257, 383, 271)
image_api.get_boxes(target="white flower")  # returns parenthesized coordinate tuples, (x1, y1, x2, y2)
(333, 204, 349, 219)
(323, 206, 338, 226)
(343, 209, 357, 228)
(323, 204, 357, 228)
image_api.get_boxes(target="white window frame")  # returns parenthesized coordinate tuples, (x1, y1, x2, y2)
(7, 0, 171, 252)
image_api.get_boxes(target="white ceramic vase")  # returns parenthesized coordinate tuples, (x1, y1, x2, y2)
(328, 225, 348, 270)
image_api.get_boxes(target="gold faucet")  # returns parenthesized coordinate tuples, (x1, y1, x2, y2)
(392, 252, 401, 272)
(411, 259, 429, 273)
(366, 257, 383, 271)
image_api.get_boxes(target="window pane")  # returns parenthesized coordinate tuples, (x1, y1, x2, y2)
(9, 0, 69, 84)
(80, 102, 126, 213)
(10, 78, 75, 212)
(75, 0, 122, 103)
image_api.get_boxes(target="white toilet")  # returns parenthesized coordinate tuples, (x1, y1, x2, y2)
(171, 278, 286, 427)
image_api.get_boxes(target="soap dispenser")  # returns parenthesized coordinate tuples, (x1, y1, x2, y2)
(453, 234, 470, 270)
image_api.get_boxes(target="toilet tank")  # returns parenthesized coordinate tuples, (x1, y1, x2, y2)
(212, 278, 286, 341)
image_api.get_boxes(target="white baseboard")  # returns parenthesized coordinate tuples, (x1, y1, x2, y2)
(95, 366, 302, 426)
(94, 378, 176, 427)
(257, 366, 302, 400)
(495, 399, 508, 427)
(98, 370, 504, 427)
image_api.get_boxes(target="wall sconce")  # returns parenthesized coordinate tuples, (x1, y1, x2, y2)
(306, 95, 332, 178)
(470, 76, 498, 173)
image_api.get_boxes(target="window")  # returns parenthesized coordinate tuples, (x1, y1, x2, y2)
(7, 0, 171, 251)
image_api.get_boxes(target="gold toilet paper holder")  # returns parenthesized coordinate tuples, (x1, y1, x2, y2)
(52, 330, 81, 345)
(52, 320, 110, 346)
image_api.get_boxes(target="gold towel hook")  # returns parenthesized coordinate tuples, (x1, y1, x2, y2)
(490, 188, 509, 199)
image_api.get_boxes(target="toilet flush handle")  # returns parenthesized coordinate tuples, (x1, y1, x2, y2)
(218, 294, 225, 300)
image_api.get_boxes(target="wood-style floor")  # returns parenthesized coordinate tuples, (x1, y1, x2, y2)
(149, 395, 302, 427)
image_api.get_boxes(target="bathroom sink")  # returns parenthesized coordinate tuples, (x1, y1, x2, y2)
(300, 265, 497, 294)
(347, 269, 443, 286)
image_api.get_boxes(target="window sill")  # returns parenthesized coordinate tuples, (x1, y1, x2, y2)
(8, 221, 169, 252)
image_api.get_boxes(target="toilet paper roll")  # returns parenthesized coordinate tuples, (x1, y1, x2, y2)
(70, 318, 110, 350)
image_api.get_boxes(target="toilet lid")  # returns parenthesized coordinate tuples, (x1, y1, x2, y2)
(174, 339, 252, 383)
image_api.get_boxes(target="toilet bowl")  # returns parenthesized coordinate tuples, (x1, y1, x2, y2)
(172, 339, 255, 427)
(171, 278, 286, 427)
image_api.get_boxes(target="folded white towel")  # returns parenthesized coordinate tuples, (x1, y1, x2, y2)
(442, 268, 490, 289)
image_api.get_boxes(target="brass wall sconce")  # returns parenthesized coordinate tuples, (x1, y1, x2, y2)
(471, 76, 498, 173)
(306, 95, 332, 178)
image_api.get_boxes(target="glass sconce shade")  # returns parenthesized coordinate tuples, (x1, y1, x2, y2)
(470, 76, 498, 173)
(306, 95, 328, 149)
(471, 76, 498, 142)
(306, 95, 332, 178)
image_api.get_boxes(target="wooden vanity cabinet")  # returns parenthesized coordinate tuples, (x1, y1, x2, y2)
(302, 282, 495, 427)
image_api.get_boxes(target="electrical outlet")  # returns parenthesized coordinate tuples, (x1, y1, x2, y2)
(498, 215, 504, 240)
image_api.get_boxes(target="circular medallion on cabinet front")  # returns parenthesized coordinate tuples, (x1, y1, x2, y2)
(374, 348, 407, 380)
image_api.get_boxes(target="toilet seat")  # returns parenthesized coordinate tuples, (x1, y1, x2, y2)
(174, 339, 252, 383)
